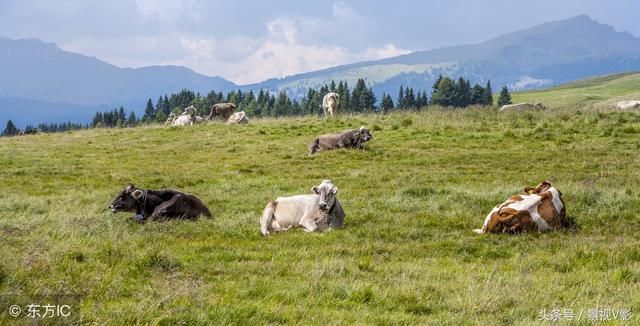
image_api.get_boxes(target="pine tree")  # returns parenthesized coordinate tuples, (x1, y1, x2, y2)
(430, 76, 456, 107)
(482, 80, 493, 106)
(497, 86, 512, 106)
(432, 75, 443, 93)
(127, 111, 138, 127)
(454, 77, 471, 107)
(143, 98, 155, 122)
(3, 120, 18, 136)
(380, 93, 394, 113)
(397, 86, 405, 110)
(470, 84, 485, 105)
(404, 87, 416, 109)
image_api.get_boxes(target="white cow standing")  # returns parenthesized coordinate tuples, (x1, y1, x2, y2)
(322, 92, 340, 117)
(260, 180, 345, 236)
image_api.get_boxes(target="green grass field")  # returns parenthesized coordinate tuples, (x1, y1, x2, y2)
(513, 71, 640, 110)
(1, 74, 640, 324)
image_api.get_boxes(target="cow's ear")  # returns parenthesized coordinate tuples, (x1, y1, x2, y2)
(311, 186, 319, 194)
(524, 187, 535, 194)
(132, 189, 144, 199)
(125, 184, 136, 192)
(332, 186, 338, 194)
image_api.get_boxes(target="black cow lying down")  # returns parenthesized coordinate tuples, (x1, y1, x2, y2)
(308, 126, 373, 155)
(109, 184, 212, 222)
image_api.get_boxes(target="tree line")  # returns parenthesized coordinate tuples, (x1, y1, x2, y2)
(2, 119, 89, 136)
(3, 76, 513, 136)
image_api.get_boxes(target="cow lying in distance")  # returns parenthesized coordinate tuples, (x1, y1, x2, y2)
(172, 106, 197, 126)
(499, 102, 548, 111)
(474, 181, 570, 234)
(18, 129, 38, 136)
(207, 103, 237, 121)
(109, 184, 212, 222)
(164, 113, 177, 126)
(227, 111, 249, 124)
(308, 126, 373, 155)
(615, 100, 640, 110)
(260, 180, 345, 235)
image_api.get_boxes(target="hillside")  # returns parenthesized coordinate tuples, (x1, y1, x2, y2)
(512, 71, 640, 109)
(0, 37, 236, 125)
(4, 15, 640, 127)
(248, 15, 640, 97)
(1, 108, 639, 323)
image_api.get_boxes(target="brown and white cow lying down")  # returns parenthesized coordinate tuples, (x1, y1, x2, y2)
(260, 180, 345, 236)
(109, 184, 212, 222)
(474, 181, 569, 234)
(308, 126, 373, 155)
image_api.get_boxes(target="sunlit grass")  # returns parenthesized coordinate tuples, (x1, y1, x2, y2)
(1, 105, 639, 323)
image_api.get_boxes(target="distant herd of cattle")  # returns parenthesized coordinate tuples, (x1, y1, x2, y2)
(107, 91, 578, 235)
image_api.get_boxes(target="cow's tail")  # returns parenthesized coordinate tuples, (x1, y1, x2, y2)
(260, 202, 276, 236)
(308, 138, 319, 155)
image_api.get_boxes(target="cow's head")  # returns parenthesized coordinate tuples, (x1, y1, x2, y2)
(109, 184, 144, 213)
(311, 180, 338, 212)
(524, 180, 552, 194)
(354, 126, 373, 142)
(534, 102, 548, 110)
(184, 106, 196, 116)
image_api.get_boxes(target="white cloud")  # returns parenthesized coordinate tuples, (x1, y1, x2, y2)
(173, 3, 411, 84)
(171, 14, 410, 84)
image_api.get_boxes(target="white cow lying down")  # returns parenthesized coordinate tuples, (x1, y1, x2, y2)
(615, 100, 640, 110)
(260, 180, 345, 235)
(499, 102, 548, 111)
(172, 106, 197, 126)
(227, 111, 249, 124)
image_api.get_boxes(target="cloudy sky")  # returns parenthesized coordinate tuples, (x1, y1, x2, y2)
(0, 0, 638, 84)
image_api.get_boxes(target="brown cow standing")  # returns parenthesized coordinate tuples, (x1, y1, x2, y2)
(207, 103, 237, 121)
(308, 126, 373, 155)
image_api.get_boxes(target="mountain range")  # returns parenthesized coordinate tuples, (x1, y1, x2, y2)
(2, 15, 640, 127)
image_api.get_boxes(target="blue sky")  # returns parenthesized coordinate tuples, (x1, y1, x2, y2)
(1, 0, 638, 84)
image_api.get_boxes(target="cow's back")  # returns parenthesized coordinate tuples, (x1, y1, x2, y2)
(272, 194, 318, 227)
(316, 130, 356, 150)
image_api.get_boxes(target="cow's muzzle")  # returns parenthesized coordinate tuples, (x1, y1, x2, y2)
(319, 202, 328, 211)
(109, 204, 118, 213)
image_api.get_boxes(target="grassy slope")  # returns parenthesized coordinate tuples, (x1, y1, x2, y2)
(1, 77, 640, 324)
(512, 71, 640, 109)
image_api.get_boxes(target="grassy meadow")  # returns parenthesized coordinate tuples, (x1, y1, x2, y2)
(1, 77, 640, 324)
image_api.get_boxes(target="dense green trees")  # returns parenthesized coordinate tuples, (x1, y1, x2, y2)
(430, 75, 494, 107)
(498, 86, 512, 106)
(3, 120, 18, 136)
(83, 75, 501, 131)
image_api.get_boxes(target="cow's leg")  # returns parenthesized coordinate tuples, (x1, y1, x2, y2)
(299, 214, 319, 232)
(148, 197, 179, 221)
